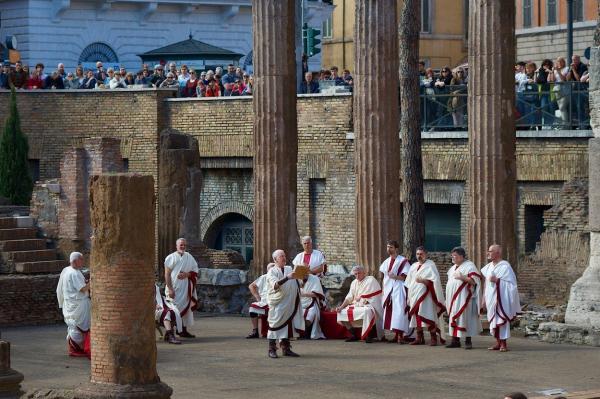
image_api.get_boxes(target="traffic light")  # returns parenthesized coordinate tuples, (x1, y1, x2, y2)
(307, 27, 321, 57)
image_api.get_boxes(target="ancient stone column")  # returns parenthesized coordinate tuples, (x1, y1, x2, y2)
(76, 174, 172, 399)
(565, 22, 600, 328)
(0, 340, 23, 397)
(353, 0, 401, 274)
(467, 1, 517, 268)
(252, 0, 300, 275)
(158, 131, 203, 279)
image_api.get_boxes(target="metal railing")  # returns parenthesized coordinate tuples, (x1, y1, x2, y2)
(419, 81, 590, 131)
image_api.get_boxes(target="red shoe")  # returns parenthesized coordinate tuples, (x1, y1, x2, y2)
(488, 338, 501, 351)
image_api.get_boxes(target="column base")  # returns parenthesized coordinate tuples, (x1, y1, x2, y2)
(74, 381, 172, 399)
(0, 368, 24, 398)
(566, 233, 600, 329)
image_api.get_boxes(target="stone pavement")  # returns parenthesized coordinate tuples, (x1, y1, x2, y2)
(3, 315, 600, 399)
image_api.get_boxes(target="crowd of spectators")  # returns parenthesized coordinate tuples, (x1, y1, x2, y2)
(0, 56, 590, 129)
(419, 54, 590, 130)
(300, 66, 353, 94)
(0, 59, 354, 98)
(0, 61, 255, 97)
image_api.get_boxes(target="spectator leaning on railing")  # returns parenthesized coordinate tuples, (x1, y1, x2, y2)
(300, 72, 319, 94)
(535, 59, 555, 128)
(64, 72, 79, 89)
(0, 63, 10, 89)
(8, 61, 28, 89)
(45, 71, 65, 89)
(549, 56, 570, 128)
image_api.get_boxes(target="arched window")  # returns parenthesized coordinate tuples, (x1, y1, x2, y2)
(78, 42, 119, 64)
(205, 213, 253, 263)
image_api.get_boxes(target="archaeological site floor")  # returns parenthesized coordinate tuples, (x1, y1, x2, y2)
(3, 315, 599, 399)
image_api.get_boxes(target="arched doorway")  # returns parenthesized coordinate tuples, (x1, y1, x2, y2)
(205, 213, 253, 264)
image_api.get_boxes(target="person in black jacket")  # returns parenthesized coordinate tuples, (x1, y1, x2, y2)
(44, 71, 65, 89)
(80, 70, 97, 89)
(535, 59, 555, 128)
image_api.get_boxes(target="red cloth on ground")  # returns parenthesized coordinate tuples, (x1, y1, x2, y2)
(68, 331, 91, 359)
(319, 310, 350, 339)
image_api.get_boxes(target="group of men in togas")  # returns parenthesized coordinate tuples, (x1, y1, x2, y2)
(248, 237, 520, 359)
(56, 238, 199, 356)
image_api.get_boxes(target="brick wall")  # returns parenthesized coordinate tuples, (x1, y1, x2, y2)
(0, 89, 175, 183)
(519, 178, 590, 305)
(0, 274, 63, 327)
(0, 91, 592, 309)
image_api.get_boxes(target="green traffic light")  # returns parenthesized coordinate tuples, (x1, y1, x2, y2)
(307, 27, 322, 57)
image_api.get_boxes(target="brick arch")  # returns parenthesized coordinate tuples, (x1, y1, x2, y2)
(200, 201, 253, 242)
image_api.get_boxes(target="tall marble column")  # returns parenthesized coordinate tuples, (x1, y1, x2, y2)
(565, 20, 600, 328)
(252, 0, 299, 275)
(467, 0, 517, 268)
(354, 0, 401, 274)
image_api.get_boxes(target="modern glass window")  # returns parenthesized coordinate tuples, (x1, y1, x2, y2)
(546, 0, 557, 25)
(424, 204, 461, 252)
(574, 0, 584, 22)
(421, 0, 431, 33)
(523, 0, 532, 28)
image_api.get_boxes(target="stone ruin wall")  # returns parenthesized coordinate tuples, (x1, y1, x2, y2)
(519, 178, 590, 305)
(0, 91, 593, 323)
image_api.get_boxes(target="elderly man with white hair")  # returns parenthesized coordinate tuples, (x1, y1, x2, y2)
(292, 236, 327, 276)
(56, 252, 91, 357)
(165, 238, 198, 338)
(481, 244, 521, 352)
(336, 265, 383, 343)
(266, 249, 304, 358)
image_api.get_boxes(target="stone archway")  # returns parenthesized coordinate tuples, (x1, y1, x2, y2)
(199, 201, 253, 243)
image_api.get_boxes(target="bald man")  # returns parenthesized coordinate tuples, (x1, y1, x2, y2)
(481, 244, 521, 352)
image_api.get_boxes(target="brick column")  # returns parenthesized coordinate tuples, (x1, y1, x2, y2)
(84, 138, 124, 176)
(354, 0, 401, 274)
(0, 340, 23, 397)
(252, 0, 299, 275)
(76, 174, 171, 399)
(59, 148, 88, 256)
(467, 0, 517, 267)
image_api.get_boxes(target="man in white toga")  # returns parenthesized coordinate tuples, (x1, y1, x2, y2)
(292, 236, 327, 276)
(481, 244, 521, 352)
(56, 252, 91, 357)
(165, 238, 199, 338)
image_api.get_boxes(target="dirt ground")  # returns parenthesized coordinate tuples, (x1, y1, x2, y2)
(3, 314, 599, 399)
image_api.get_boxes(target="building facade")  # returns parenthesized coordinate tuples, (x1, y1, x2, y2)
(511, 0, 594, 65)
(0, 0, 332, 71)
(321, 0, 469, 71)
